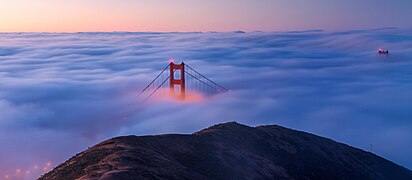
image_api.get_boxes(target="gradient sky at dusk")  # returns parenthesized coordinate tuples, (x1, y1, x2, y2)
(1, 0, 412, 32)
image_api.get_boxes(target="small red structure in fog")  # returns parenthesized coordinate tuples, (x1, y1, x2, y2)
(170, 62, 186, 99)
(138, 60, 230, 102)
(378, 48, 389, 55)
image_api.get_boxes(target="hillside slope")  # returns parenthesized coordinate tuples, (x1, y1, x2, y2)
(39, 122, 412, 180)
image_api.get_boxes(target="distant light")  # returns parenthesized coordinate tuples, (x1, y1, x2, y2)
(16, 169, 21, 173)
(170, 59, 175, 63)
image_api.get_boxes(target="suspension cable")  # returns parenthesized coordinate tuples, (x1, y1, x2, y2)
(185, 64, 229, 91)
(138, 64, 170, 96)
(185, 71, 215, 89)
(143, 76, 170, 102)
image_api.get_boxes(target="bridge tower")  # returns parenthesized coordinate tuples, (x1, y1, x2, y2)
(169, 62, 185, 99)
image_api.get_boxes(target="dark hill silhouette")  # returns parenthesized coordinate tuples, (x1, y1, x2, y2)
(39, 122, 412, 180)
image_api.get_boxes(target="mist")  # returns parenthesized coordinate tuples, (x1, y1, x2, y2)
(0, 28, 411, 178)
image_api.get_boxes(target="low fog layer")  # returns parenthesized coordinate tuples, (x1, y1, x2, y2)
(0, 28, 411, 178)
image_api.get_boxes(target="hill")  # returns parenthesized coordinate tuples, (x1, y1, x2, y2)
(39, 122, 412, 180)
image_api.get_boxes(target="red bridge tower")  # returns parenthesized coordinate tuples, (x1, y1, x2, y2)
(169, 62, 185, 99)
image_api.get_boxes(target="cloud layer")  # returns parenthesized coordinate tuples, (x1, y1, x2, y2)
(0, 28, 412, 178)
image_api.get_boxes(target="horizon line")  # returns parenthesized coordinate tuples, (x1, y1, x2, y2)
(0, 27, 401, 34)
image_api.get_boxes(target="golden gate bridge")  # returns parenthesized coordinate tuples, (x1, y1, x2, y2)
(138, 61, 229, 102)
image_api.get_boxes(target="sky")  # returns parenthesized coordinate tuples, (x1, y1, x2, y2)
(0, 0, 412, 32)
(0, 29, 411, 179)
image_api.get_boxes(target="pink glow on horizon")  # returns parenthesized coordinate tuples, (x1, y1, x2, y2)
(148, 88, 205, 103)
(0, 0, 411, 32)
